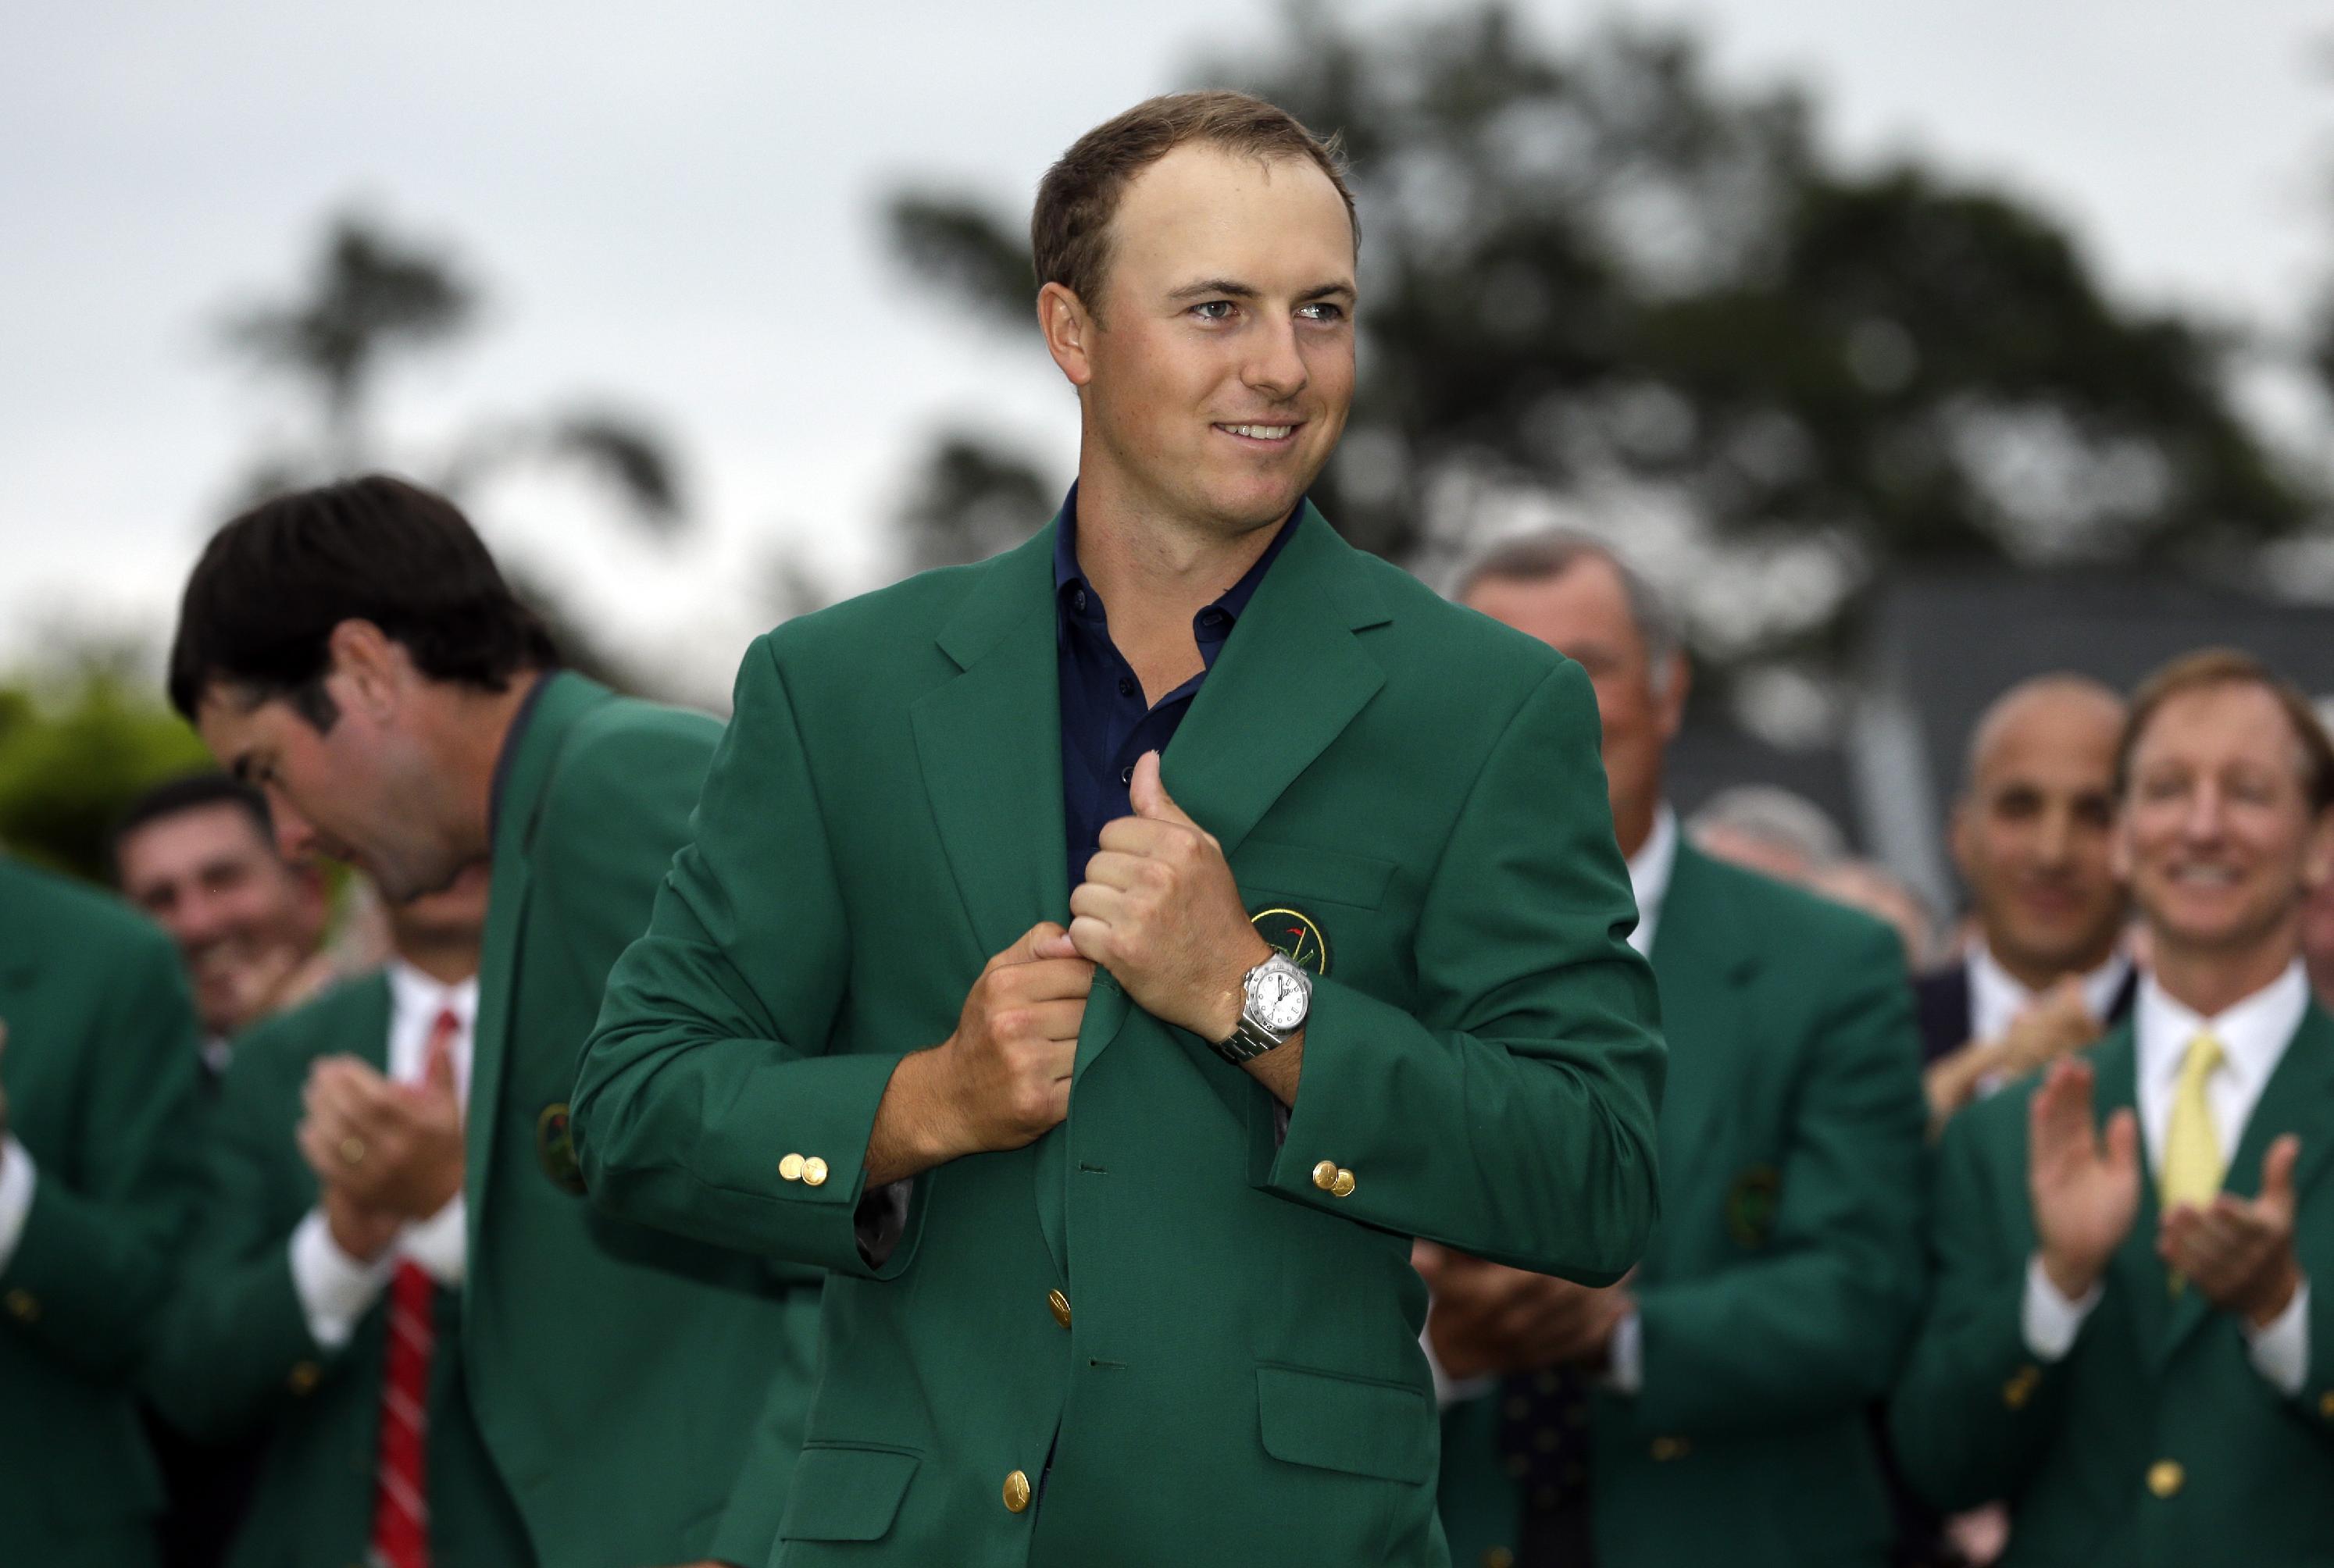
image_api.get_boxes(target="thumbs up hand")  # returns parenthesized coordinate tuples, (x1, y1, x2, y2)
(2158, 1133, 2305, 1329)
(1069, 751, 1272, 1043)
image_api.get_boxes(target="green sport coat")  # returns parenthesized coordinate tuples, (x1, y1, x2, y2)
(573, 505, 1666, 1568)
(462, 672, 823, 1568)
(148, 971, 532, 1568)
(1890, 1010, 2334, 1566)
(0, 854, 204, 1567)
(1438, 843, 1929, 1566)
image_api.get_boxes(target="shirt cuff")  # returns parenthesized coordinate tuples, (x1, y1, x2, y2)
(288, 1207, 392, 1350)
(1420, 1328, 1491, 1409)
(2244, 1279, 2311, 1397)
(1602, 1308, 1643, 1395)
(401, 1195, 467, 1287)
(2022, 1252, 2102, 1362)
(855, 1180, 911, 1268)
(0, 1138, 36, 1275)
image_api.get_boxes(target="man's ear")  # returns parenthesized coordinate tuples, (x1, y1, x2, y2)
(1038, 281, 1097, 390)
(2303, 808, 2334, 893)
(1655, 650, 1691, 742)
(323, 619, 411, 721)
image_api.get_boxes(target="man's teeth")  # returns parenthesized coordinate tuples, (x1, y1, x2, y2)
(1222, 424, 1294, 440)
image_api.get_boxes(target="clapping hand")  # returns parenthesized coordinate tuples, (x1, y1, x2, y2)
(297, 1053, 464, 1222)
(2028, 1057, 2141, 1301)
(2160, 1135, 2305, 1328)
(1413, 1241, 1635, 1379)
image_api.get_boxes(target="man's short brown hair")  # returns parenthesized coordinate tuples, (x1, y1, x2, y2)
(2117, 647, 2334, 814)
(1031, 90, 1357, 317)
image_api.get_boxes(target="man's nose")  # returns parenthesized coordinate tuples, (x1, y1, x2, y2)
(268, 791, 321, 861)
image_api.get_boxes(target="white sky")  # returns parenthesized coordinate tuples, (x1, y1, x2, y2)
(4, 0, 2328, 704)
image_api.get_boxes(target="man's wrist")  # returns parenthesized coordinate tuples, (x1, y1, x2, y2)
(2039, 1247, 2104, 1304)
(1203, 934, 1276, 1043)
(2243, 1258, 2304, 1331)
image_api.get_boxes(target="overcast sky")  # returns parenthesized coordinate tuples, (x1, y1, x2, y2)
(5, 0, 2328, 703)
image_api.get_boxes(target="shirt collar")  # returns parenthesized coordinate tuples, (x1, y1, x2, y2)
(1053, 482, 1301, 640)
(1966, 942, 2132, 1042)
(1625, 804, 1679, 958)
(387, 959, 480, 1034)
(2136, 958, 2309, 1099)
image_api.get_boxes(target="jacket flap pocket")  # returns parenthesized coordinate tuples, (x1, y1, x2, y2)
(1236, 840, 1395, 911)
(776, 1445, 919, 1541)
(1256, 1363, 1433, 1484)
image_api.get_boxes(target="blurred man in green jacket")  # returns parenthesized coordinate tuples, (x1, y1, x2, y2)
(0, 852, 205, 1566)
(1892, 648, 2334, 1564)
(166, 476, 819, 1568)
(1429, 533, 1929, 1567)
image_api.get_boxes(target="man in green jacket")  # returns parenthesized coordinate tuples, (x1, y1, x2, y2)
(151, 866, 536, 1566)
(1426, 533, 1929, 1567)
(1891, 647, 2334, 1564)
(0, 852, 205, 1566)
(166, 476, 820, 1568)
(572, 91, 1664, 1567)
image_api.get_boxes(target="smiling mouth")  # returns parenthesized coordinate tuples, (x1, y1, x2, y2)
(1215, 422, 1301, 446)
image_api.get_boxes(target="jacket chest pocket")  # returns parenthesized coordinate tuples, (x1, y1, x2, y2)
(776, 1444, 920, 1542)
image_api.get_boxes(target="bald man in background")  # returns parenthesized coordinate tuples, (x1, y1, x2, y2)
(1920, 677, 2136, 1134)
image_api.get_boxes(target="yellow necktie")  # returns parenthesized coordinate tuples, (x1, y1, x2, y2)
(2159, 1032, 2226, 1212)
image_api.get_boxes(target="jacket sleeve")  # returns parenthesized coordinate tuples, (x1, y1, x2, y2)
(0, 925, 203, 1381)
(1887, 1096, 2071, 1509)
(145, 1038, 333, 1441)
(573, 635, 900, 1279)
(1628, 918, 1929, 1434)
(1260, 659, 1665, 1281)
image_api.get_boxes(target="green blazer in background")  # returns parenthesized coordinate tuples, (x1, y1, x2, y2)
(1440, 844, 1929, 1566)
(148, 972, 531, 1568)
(0, 854, 204, 1568)
(1890, 1013, 2334, 1566)
(462, 672, 823, 1568)
(573, 508, 1665, 1567)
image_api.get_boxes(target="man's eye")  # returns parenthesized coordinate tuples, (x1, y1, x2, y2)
(1191, 300, 1236, 322)
(1297, 302, 1346, 323)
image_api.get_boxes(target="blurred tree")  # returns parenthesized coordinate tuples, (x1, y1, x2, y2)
(0, 653, 211, 883)
(882, 3, 2312, 686)
(894, 429, 1059, 572)
(219, 206, 691, 687)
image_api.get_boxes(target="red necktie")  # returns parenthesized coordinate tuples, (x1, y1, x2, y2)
(369, 1004, 460, 1568)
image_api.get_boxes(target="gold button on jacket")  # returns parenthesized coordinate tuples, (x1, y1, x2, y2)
(1329, 1167, 1356, 1198)
(801, 1156, 830, 1187)
(287, 1361, 322, 1395)
(2147, 1460, 2184, 1499)
(4, 1288, 38, 1324)
(778, 1153, 805, 1182)
(1311, 1160, 1339, 1191)
(1003, 1470, 1033, 1513)
(1047, 1288, 1072, 1329)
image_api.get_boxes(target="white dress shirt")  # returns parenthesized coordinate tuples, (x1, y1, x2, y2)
(289, 962, 476, 1350)
(1431, 805, 1678, 1406)
(2022, 960, 2312, 1394)
(0, 1133, 34, 1274)
(1968, 942, 2132, 1047)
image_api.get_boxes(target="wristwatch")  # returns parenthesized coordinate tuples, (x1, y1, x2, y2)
(1213, 952, 1312, 1064)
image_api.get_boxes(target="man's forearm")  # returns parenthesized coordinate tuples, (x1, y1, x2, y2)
(863, 1048, 964, 1186)
(1241, 1030, 1304, 1108)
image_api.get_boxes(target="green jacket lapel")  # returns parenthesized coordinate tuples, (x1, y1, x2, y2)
(2079, 1026, 2173, 1361)
(909, 523, 1072, 961)
(1643, 844, 1761, 1252)
(1071, 506, 1390, 1093)
(470, 671, 608, 1240)
(2157, 1004, 2334, 1365)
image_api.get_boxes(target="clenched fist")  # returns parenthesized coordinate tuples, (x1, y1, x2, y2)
(866, 923, 1094, 1184)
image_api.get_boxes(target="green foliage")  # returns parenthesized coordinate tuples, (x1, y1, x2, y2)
(0, 661, 212, 885)
(880, 3, 2315, 670)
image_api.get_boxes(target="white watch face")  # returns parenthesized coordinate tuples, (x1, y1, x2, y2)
(1253, 967, 1308, 1033)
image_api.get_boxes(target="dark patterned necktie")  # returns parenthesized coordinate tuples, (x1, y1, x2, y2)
(1495, 1364, 1596, 1567)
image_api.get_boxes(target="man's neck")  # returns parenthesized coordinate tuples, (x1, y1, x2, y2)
(1984, 935, 2121, 997)
(1074, 465, 1281, 701)
(2149, 922, 2300, 1021)
(396, 944, 481, 987)
(437, 668, 548, 863)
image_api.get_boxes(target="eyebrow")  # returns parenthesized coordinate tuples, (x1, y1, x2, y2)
(1166, 277, 1357, 304)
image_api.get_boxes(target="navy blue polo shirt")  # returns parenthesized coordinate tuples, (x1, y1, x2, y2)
(1055, 486, 1297, 893)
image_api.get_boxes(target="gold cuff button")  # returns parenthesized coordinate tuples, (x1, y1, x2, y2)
(801, 1156, 830, 1187)
(778, 1153, 805, 1182)
(3, 1288, 37, 1324)
(1650, 1436, 1691, 1462)
(2003, 1365, 2040, 1409)
(288, 1361, 322, 1395)
(1312, 1160, 1339, 1191)
(1484, 1551, 1516, 1568)
(1003, 1469, 1033, 1513)
(1047, 1288, 1072, 1329)
(2147, 1459, 2184, 1499)
(2320, 1390, 2334, 1420)
(1330, 1167, 1356, 1198)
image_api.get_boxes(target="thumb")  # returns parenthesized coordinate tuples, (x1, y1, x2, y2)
(1129, 751, 1194, 827)
(424, 1041, 459, 1099)
(2104, 1107, 2140, 1173)
(1003, 921, 1076, 968)
(2261, 1133, 2302, 1209)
